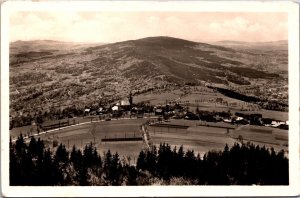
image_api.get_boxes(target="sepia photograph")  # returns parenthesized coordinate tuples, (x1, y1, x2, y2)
(1, 1, 299, 197)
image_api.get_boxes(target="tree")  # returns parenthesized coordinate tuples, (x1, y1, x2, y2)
(37, 148, 61, 185)
(145, 145, 157, 174)
(55, 143, 69, 164)
(128, 92, 133, 107)
(136, 150, 147, 171)
(83, 143, 94, 168)
(103, 151, 123, 185)
(15, 133, 26, 155)
(70, 145, 82, 170)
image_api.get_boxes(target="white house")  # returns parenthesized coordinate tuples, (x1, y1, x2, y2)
(112, 106, 119, 111)
(121, 100, 130, 106)
(271, 120, 285, 127)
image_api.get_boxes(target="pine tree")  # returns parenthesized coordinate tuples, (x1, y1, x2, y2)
(55, 143, 69, 164)
(83, 143, 93, 168)
(136, 150, 146, 171)
(15, 133, 26, 156)
(28, 136, 37, 157)
(9, 137, 19, 185)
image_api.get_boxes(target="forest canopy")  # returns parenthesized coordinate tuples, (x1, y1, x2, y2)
(10, 135, 288, 186)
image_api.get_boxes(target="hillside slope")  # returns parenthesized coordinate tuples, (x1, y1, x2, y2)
(9, 36, 287, 114)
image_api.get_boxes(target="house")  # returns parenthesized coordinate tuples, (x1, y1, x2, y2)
(234, 119, 249, 125)
(84, 108, 91, 115)
(285, 120, 289, 125)
(96, 107, 105, 115)
(112, 106, 119, 111)
(121, 100, 130, 106)
(235, 116, 244, 121)
(120, 100, 131, 111)
(271, 120, 285, 127)
(154, 106, 164, 115)
(223, 118, 232, 123)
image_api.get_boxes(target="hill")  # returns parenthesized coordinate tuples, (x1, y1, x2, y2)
(9, 37, 288, 114)
(83, 36, 283, 84)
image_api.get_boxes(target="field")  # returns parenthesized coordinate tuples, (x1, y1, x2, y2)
(148, 119, 288, 156)
(26, 118, 147, 163)
(12, 116, 289, 161)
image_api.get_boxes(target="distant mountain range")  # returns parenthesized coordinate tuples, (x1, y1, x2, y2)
(10, 40, 104, 55)
(213, 40, 287, 51)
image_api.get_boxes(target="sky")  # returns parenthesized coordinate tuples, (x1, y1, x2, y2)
(9, 12, 288, 43)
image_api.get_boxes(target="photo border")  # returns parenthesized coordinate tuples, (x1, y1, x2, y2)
(1, 1, 299, 197)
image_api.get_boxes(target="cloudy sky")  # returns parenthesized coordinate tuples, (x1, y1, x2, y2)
(9, 12, 287, 43)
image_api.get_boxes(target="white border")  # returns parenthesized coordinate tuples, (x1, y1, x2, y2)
(1, 1, 299, 197)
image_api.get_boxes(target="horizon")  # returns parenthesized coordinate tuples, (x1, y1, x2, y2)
(9, 12, 287, 43)
(9, 36, 288, 45)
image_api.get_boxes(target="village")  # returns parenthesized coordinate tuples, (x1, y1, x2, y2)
(85, 96, 289, 130)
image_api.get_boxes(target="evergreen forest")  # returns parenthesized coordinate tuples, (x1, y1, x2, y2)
(10, 135, 288, 185)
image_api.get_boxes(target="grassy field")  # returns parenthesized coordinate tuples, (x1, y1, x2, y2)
(11, 115, 289, 159)
(27, 118, 148, 159)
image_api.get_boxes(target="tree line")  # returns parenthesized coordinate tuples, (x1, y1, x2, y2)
(10, 135, 288, 186)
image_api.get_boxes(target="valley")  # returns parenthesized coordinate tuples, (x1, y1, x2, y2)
(8, 36, 290, 186)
